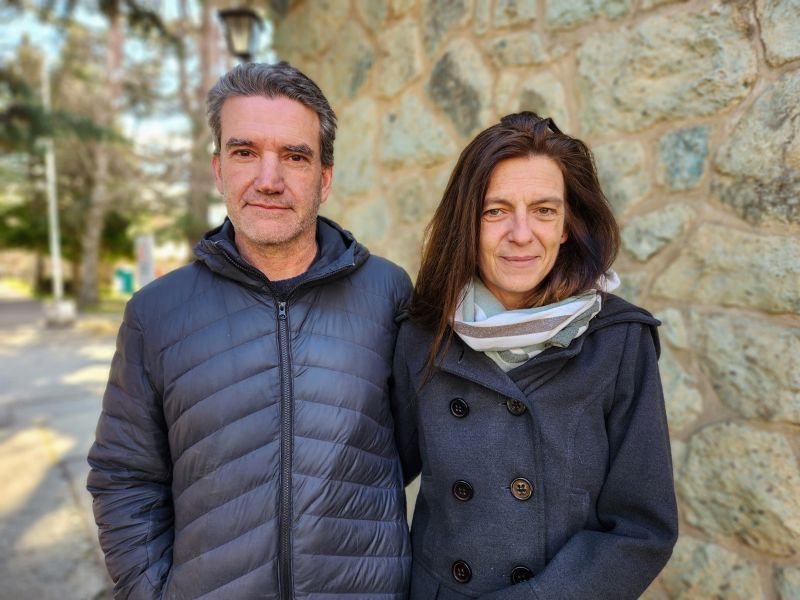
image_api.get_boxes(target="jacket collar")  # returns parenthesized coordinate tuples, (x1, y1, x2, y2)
(434, 293, 661, 401)
(193, 216, 369, 294)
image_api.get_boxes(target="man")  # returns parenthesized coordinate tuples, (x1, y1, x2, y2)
(87, 62, 412, 600)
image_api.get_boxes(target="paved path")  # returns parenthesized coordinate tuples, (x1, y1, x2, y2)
(0, 297, 117, 600)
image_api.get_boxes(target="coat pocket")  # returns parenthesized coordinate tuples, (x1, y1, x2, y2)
(410, 560, 441, 600)
(551, 488, 591, 553)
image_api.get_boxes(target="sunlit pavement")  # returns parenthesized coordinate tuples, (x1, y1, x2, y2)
(0, 296, 117, 600)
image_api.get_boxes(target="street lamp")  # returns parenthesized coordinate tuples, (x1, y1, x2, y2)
(218, 7, 263, 62)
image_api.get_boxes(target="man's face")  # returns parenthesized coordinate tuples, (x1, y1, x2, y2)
(212, 95, 332, 255)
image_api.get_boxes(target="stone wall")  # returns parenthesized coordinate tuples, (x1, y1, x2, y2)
(270, 0, 800, 597)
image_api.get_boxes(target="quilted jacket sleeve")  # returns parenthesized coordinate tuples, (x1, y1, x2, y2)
(87, 299, 174, 600)
(479, 323, 678, 600)
(390, 323, 422, 485)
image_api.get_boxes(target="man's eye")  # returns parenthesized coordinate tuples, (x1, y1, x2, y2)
(288, 154, 307, 162)
(233, 149, 253, 157)
(536, 207, 556, 216)
(484, 208, 503, 217)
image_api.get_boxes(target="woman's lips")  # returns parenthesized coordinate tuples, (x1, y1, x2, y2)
(501, 256, 539, 265)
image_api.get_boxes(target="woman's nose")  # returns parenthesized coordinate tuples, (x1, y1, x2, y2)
(507, 212, 534, 244)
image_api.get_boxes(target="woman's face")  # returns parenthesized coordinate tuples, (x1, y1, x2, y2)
(478, 155, 568, 310)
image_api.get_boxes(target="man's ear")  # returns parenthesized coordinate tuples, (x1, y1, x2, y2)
(212, 154, 223, 194)
(320, 164, 333, 204)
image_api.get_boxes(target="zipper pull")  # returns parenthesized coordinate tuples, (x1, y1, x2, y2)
(278, 301, 287, 320)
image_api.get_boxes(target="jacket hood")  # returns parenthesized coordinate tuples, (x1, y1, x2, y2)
(192, 216, 370, 293)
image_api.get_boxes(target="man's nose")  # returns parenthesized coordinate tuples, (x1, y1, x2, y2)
(254, 154, 285, 194)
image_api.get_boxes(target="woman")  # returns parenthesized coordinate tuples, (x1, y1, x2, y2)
(392, 112, 678, 599)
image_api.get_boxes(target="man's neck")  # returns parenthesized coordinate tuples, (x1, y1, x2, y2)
(236, 231, 318, 282)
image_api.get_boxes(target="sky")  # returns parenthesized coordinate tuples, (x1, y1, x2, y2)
(1, 1, 276, 153)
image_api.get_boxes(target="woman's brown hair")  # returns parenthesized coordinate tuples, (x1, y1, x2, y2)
(410, 112, 620, 374)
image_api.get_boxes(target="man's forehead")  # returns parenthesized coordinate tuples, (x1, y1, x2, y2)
(220, 95, 321, 147)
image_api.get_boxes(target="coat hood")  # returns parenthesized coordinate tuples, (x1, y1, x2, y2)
(192, 216, 370, 293)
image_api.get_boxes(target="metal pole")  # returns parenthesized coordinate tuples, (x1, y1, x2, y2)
(41, 56, 64, 301)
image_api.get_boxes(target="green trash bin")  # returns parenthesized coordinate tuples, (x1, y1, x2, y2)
(114, 267, 134, 294)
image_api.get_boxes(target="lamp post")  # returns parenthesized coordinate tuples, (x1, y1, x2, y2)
(41, 56, 76, 326)
(218, 7, 263, 62)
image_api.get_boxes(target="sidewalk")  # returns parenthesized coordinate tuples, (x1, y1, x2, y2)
(0, 294, 118, 600)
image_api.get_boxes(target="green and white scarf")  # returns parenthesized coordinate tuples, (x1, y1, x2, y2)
(453, 272, 620, 372)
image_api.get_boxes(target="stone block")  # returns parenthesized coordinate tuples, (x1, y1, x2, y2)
(546, 0, 633, 30)
(376, 19, 424, 98)
(517, 72, 570, 132)
(659, 536, 762, 599)
(334, 98, 377, 197)
(393, 177, 440, 226)
(494, 72, 520, 115)
(315, 21, 374, 107)
(713, 69, 800, 224)
(655, 308, 689, 350)
(385, 227, 424, 279)
(680, 422, 800, 557)
(614, 270, 648, 305)
(486, 32, 548, 67)
(379, 95, 457, 168)
(593, 140, 650, 216)
(391, 0, 417, 16)
(346, 196, 390, 252)
(657, 126, 710, 191)
(427, 39, 492, 137)
(640, 0, 688, 7)
(757, 0, 800, 66)
(653, 225, 800, 313)
(777, 567, 800, 600)
(494, 0, 537, 28)
(621, 204, 695, 261)
(474, 0, 491, 34)
(577, 6, 757, 134)
(690, 311, 800, 424)
(273, 0, 350, 58)
(659, 345, 702, 432)
(355, 0, 389, 30)
(422, 0, 473, 54)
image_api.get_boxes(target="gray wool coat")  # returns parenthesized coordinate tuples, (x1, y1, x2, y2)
(87, 218, 412, 600)
(391, 294, 678, 600)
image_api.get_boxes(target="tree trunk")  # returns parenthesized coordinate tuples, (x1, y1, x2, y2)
(77, 5, 124, 308)
(182, 0, 220, 246)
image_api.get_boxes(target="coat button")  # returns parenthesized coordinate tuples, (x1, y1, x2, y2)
(452, 560, 472, 583)
(452, 480, 474, 501)
(450, 397, 469, 418)
(510, 477, 533, 500)
(511, 565, 533, 584)
(506, 399, 527, 416)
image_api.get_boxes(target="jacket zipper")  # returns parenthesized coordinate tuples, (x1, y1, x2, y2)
(213, 241, 355, 599)
(277, 300, 293, 600)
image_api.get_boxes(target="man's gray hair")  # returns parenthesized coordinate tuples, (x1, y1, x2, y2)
(207, 61, 337, 166)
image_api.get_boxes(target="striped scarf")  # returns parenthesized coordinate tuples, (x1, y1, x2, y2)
(453, 272, 620, 372)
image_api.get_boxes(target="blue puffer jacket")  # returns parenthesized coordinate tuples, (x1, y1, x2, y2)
(87, 218, 412, 600)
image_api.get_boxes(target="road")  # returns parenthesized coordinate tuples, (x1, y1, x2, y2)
(0, 296, 116, 600)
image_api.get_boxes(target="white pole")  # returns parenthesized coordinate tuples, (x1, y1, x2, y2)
(41, 56, 64, 301)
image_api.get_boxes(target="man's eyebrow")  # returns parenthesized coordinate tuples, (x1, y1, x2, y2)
(225, 137, 254, 148)
(285, 144, 314, 157)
